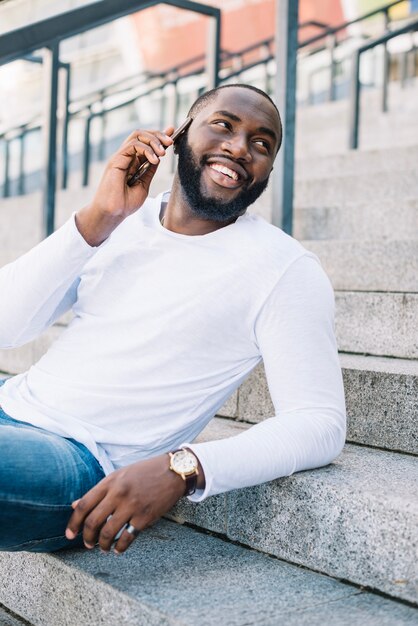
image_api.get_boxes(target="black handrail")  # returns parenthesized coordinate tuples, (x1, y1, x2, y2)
(0, 0, 221, 236)
(0, 0, 415, 232)
(1, 0, 410, 148)
(299, 0, 407, 49)
(349, 17, 418, 149)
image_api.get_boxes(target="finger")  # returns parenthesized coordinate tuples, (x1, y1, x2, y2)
(116, 130, 174, 176)
(154, 128, 175, 145)
(114, 142, 160, 174)
(162, 125, 175, 138)
(65, 482, 107, 540)
(97, 511, 133, 553)
(81, 498, 116, 549)
(131, 142, 160, 166)
(113, 518, 145, 555)
(129, 133, 166, 158)
(136, 129, 174, 147)
(122, 129, 173, 151)
(149, 137, 167, 157)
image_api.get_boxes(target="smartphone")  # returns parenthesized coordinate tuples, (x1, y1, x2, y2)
(127, 117, 192, 187)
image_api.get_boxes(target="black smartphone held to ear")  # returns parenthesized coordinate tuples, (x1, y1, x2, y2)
(127, 117, 192, 187)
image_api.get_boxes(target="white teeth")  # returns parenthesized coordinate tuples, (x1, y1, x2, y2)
(209, 163, 239, 181)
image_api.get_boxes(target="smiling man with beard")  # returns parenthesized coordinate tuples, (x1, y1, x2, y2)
(0, 84, 346, 555)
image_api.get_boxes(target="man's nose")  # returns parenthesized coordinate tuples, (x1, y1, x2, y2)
(221, 133, 251, 161)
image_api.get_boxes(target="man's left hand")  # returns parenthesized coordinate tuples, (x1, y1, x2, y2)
(65, 454, 186, 554)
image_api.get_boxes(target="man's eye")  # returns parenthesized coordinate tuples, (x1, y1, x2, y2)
(213, 120, 231, 129)
(254, 139, 270, 152)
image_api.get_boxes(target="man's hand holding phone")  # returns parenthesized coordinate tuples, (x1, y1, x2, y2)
(75, 125, 179, 247)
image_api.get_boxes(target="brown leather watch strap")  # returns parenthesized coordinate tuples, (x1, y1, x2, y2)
(184, 473, 198, 496)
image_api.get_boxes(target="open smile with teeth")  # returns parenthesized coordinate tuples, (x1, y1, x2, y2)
(209, 163, 240, 182)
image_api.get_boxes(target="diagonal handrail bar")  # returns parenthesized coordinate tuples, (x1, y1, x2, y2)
(0, 0, 415, 233)
(299, 0, 408, 49)
(0, 0, 221, 66)
(349, 17, 418, 149)
(0, 0, 221, 236)
(2, 0, 411, 148)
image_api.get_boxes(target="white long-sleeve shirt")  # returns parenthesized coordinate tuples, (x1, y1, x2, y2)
(0, 192, 346, 501)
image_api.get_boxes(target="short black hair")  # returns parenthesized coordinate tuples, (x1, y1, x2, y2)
(188, 83, 282, 152)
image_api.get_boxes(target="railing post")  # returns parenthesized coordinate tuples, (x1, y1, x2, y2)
(61, 62, 71, 189)
(272, 0, 299, 234)
(382, 8, 390, 113)
(400, 50, 408, 88)
(42, 40, 60, 237)
(3, 139, 10, 198)
(98, 91, 107, 162)
(18, 130, 25, 195)
(349, 49, 361, 150)
(327, 33, 337, 101)
(159, 86, 167, 130)
(261, 43, 270, 95)
(82, 109, 92, 187)
(206, 10, 221, 89)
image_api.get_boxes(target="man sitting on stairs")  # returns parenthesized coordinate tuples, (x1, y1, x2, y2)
(0, 84, 346, 555)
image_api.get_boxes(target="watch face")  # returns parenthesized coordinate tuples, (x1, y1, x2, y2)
(171, 450, 198, 475)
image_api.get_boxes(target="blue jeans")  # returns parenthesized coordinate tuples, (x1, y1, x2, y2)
(0, 380, 105, 552)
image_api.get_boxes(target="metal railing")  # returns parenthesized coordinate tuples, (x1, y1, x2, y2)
(349, 16, 418, 149)
(0, 0, 221, 236)
(299, 0, 410, 105)
(1, 0, 417, 235)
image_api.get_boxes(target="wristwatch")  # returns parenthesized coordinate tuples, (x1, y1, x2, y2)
(168, 448, 199, 496)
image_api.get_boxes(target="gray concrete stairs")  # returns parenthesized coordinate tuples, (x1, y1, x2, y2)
(169, 418, 418, 604)
(1, 519, 417, 626)
(0, 80, 417, 623)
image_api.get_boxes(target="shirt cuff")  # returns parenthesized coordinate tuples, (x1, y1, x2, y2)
(180, 442, 214, 502)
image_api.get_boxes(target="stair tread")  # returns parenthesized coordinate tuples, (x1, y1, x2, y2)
(197, 418, 418, 503)
(167, 417, 418, 603)
(340, 353, 418, 376)
(0, 520, 417, 626)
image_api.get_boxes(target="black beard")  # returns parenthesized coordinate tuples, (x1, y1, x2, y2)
(176, 136, 270, 223)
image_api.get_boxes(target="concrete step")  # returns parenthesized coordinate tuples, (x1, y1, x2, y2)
(0, 167, 176, 267)
(0, 605, 28, 625)
(4, 190, 416, 269)
(297, 78, 418, 125)
(220, 355, 418, 456)
(1, 334, 417, 455)
(3, 346, 418, 455)
(296, 123, 418, 157)
(0, 325, 62, 376)
(297, 105, 418, 137)
(295, 84, 418, 156)
(1, 291, 417, 368)
(170, 418, 418, 604)
(296, 145, 418, 181)
(340, 353, 418, 455)
(303, 240, 418, 292)
(0, 520, 417, 626)
(335, 291, 418, 359)
(294, 169, 418, 205)
(293, 198, 418, 241)
(1, 137, 417, 267)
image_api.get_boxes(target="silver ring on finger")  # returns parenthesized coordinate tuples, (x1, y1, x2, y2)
(125, 523, 140, 538)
